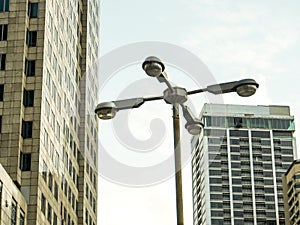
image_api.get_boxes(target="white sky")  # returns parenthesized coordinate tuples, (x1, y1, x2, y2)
(98, 1, 300, 224)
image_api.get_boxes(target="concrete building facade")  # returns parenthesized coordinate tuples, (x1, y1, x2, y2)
(282, 160, 300, 225)
(0, 163, 27, 225)
(0, 0, 99, 224)
(192, 104, 296, 225)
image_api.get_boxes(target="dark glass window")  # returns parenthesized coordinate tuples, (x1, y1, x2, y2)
(232, 170, 241, 176)
(265, 195, 275, 201)
(228, 117, 245, 128)
(0, 84, 3, 101)
(21, 120, 32, 138)
(0, 24, 7, 40)
(20, 152, 31, 171)
(54, 182, 58, 200)
(204, 128, 227, 137)
(42, 160, 47, 181)
(210, 186, 222, 192)
(230, 130, 248, 137)
(265, 187, 274, 193)
(231, 162, 241, 168)
(273, 131, 292, 138)
(211, 202, 223, 208)
(0, 115, 2, 133)
(209, 153, 220, 160)
(250, 118, 269, 129)
(263, 163, 272, 170)
(207, 116, 226, 127)
(232, 178, 241, 184)
(11, 199, 17, 225)
(271, 119, 292, 130)
(0, 181, 2, 201)
(233, 186, 242, 192)
(230, 138, 239, 145)
(282, 156, 294, 162)
(233, 194, 242, 200)
(19, 211, 25, 225)
(53, 212, 57, 225)
(210, 193, 222, 200)
(0, 53, 6, 70)
(25, 59, 35, 76)
(208, 145, 221, 152)
(47, 203, 52, 224)
(211, 219, 224, 225)
(233, 203, 243, 208)
(252, 131, 270, 138)
(26, 30, 37, 47)
(0, 0, 9, 12)
(209, 169, 221, 176)
(231, 154, 240, 161)
(28, 2, 38, 18)
(211, 210, 223, 217)
(23, 89, 34, 107)
(209, 161, 221, 168)
(48, 172, 53, 191)
(234, 211, 243, 217)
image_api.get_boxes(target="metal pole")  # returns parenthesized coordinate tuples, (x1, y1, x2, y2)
(173, 103, 184, 225)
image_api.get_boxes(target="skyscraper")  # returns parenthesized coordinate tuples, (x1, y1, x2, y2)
(0, 0, 99, 224)
(282, 159, 300, 225)
(192, 104, 296, 225)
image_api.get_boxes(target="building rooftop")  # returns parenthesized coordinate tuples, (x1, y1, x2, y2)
(200, 103, 292, 118)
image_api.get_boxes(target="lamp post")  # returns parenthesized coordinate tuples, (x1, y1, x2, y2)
(95, 56, 259, 225)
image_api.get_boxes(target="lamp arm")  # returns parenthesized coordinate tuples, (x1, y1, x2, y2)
(180, 104, 200, 124)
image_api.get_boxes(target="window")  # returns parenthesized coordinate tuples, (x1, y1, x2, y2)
(19, 211, 25, 225)
(20, 153, 31, 171)
(0, 53, 6, 70)
(21, 120, 32, 138)
(28, 2, 38, 18)
(0, 84, 3, 101)
(42, 160, 47, 181)
(47, 203, 52, 224)
(0, 0, 9, 12)
(0, 116, 2, 133)
(23, 89, 34, 107)
(48, 172, 53, 191)
(53, 212, 57, 225)
(25, 59, 35, 76)
(11, 199, 17, 225)
(86, 184, 89, 198)
(26, 30, 37, 47)
(0, 181, 2, 201)
(54, 182, 58, 200)
(0, 24, 7, 40)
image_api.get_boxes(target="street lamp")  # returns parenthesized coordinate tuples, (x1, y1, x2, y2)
(95, 56, 259, 225)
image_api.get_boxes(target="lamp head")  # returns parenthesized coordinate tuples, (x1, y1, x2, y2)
(95, 102, 117, 120)
(142, 56, 165, 77)
(235, 79, 259, 97)
(185, 121, 204, 135)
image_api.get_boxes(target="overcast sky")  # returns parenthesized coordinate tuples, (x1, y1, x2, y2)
(98, 1, 300, 224)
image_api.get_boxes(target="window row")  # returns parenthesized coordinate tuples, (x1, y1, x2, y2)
(205, 116, 294, 130)
(42, 161, 59, 199)
(86, 160, 97, 189)
(61, 203, 76, 225)
(85, 183, 96, 213)
(41, 194, 58, 225)
(85, 208, 96, 225)
(0, 85, 34, 107)
(61, 175, 78, 212)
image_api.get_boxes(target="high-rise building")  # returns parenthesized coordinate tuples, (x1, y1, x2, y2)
(0, 163, 27, 225)
(282, 159, 300, 225)
(0, 0, 99, 224)
(192, 104, 296, 225)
